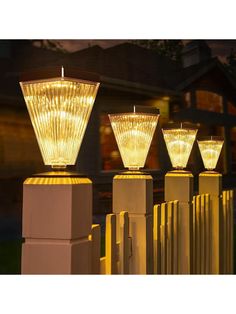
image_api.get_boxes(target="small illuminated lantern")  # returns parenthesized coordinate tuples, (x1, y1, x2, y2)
(162, 123, 198, 170)
(20, 67, 100, 170)
(198, 136, 224, 171)
(109, 107, 159, 171)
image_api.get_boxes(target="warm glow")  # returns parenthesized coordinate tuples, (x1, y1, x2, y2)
(162, 127, 197, 169)
(109, 112, 159, 170)
(20, 77, 99, 168)
(198, 139, 224, 170)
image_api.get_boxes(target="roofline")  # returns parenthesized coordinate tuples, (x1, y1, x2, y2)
(175, 58, 236, 92)
(100, 75, 181, 98)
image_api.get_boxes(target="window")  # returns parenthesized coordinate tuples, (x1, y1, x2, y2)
(230, 127, 236, 172)
(100, 113, 160, 171)
(196, 91, 223, 113)
(184, 92, 191, 108)
(228, 101, 236, 115)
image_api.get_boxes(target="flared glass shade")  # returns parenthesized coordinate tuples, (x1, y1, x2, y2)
(198, 138, 224, 171)
(162, 127, 197, 169)
(20, 77, 99, 168)
(109, 112, 159, 170)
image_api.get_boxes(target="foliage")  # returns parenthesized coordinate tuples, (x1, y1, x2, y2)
(31, 40, 67, 53)
(130, 40, 184, 64)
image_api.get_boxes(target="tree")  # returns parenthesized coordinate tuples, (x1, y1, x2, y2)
(31, 40, 67, 53)
(130, 40, 184, 64)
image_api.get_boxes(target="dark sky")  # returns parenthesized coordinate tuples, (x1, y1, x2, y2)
(56, 40, 236, 63)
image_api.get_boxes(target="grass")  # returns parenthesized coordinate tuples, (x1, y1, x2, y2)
(0, 225, 235, 274)
(0, 240, 22, 274)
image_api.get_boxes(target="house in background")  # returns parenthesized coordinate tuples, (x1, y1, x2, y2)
(0, 40, 236, 217)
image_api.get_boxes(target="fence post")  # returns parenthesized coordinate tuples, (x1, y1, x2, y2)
(199, 172, 222, 274)
(21, 175, 92, 274)
(113, 173, 153, 274)
(165, 171, 193, 274)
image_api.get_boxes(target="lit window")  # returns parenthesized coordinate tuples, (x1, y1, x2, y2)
(228, 101, 236, 115)
(231, 127, 236, 172)
(196, 91, 223, 113)
(185, 92, 191, 107)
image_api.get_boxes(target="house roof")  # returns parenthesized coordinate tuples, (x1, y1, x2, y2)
(58, 42, 181, 91)
(1, 41, 236, 103)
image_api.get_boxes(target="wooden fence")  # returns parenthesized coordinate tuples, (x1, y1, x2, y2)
(89, 211, 131, 274)
(89, 190, 234, 274)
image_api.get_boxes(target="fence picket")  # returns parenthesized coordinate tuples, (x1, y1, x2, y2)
(105, 214, 117, 274)
(229, 190, 234, 274)
(160, 202, 167, 274)
(200, 194, 206, 274)
(119, 211, 129, 274)
(205, 194, 210, 274)
(192, 196, 196, 274)
(153, 204, 161, 274)
(173, 200, 179, 274)
(195, 195, 201, 274)
(222, 191, 227, 274)
(167, 201, 173, 274)
(89, 224, 101, 274)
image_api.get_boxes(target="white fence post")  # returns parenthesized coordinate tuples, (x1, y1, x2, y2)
(113, 173, 153, 274)
(199, 172, 222, 274)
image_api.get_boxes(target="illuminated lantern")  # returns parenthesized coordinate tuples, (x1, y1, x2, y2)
(162, 123, 198, 170)
(198, 137, 224, 171)
(109, 108, 159, 171)
(20, 67, 100, 169)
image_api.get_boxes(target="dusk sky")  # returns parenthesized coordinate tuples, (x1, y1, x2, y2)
(56, 40, 236, 63)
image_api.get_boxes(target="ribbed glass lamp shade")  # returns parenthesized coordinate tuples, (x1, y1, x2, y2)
(20, 77, 99, 168)
(162, 126, 197, 170)
(109, 112, 159, 170)
(198, 137, 224, 171)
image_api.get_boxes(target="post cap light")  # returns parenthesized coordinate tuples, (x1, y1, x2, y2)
(20, 67, 100, 169)
(198, 136, 224, 171)
(162, 123, 198, 170)
(109, 107, 159, 171)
